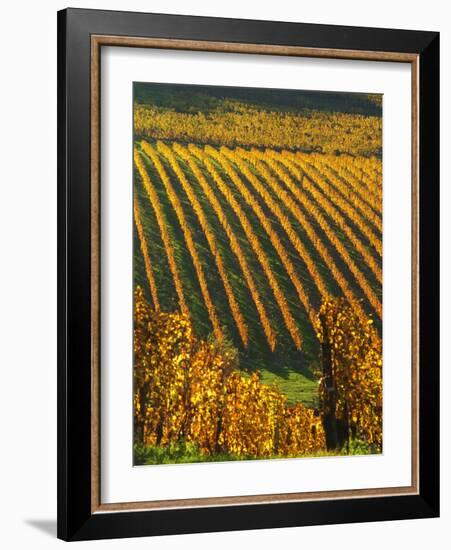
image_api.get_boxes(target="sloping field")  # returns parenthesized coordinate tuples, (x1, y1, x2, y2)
(133, 140, 382, 406)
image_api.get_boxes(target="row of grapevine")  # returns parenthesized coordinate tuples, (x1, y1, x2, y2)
(220, 146, 317, 327)
(328, 155, 382, 208)
(205, 145, 303, 349)
(196, 144, 298, 348)
(157, 141, 249, 347)
(133, 194, 160, 311)
(250, 149, 370, 323)
(358, 155, 383, 178)
(282, 152, 383, 257)
(141, 141, 223, 342)
(344, 156, 382, 195)
(135, 140, 382, 351)
(247, 149, 381, 285)
(300, 153, 382, 234)
(134, 101, 382, 155)
(233, 147, 328, 322)
(322, 155, 382, 213)
(300, 175, 382, 284)
(261, 153, 382, 319)
(273, 153, 382, 283)
(184, 144, 277, 351)
(315, 154, 382, 222)
(134, 148, 190, 318)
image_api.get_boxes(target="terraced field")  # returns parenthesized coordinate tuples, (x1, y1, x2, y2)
(133, 140, 382, 406)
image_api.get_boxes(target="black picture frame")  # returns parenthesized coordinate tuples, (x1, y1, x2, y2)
(57, 7, 439, 541)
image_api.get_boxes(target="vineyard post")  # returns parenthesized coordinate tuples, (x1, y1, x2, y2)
(319, 308, 346, 451)
(319, 305, 352, 451)
(214, 351, 226, 455)
(320, 317, 337, 449)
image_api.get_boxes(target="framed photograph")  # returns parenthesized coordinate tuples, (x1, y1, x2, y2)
(57, 8, 439, 541)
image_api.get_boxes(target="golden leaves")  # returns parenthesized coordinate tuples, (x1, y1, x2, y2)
(134, 288, 325, 457)
(315, 297, 382, 449)
(135, 141, 382, 351)
(134, 148, 190, 318)
(188, 144, 277, 352)
(267, 151, 379, 323)
(133, 141, 383, 456)
(294, 153, 382, 257)
(133, 103, 382, 156)
(206, 146, 302, 350)
(133, 195, 160, 311)
(158, 141, 249, 348)
(141, 141, 223, 342)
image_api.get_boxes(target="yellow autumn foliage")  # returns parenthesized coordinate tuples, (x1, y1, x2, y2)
(315, 297, 382, 449)
(134, 286, 325, 457)
(134, 103, 381, 155)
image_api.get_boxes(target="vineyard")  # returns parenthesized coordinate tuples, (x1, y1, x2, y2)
(134, 104, 382, 156)
(133, 139, 382, 408)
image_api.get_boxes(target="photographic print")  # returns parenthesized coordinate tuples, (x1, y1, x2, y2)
(133, 82, 383, 466)
(58, 11, 440, 539)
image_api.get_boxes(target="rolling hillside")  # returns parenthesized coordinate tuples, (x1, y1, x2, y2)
(133, 140, 382, 406)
